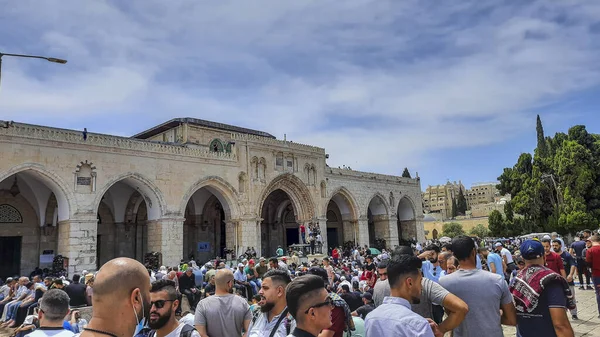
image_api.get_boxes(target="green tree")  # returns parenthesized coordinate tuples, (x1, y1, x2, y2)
(457, 188, 467, 215)
(469, 224, 490, 238)
(442, 222, 465, 238)
(451, 198, 458, 218)
(488, 210, 505, 237)
(536, 115, 548, 158)
(402, 168, 411, 178)
(504, 201, 514, 222)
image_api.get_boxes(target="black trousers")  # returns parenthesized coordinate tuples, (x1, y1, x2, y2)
(182, 289, 199, 310)
(576, 258, 591, 286)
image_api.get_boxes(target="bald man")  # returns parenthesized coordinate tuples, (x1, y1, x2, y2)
(80, 258, 151, 337)
(195, 269, 251, 337)
(438, 252, 452, 276)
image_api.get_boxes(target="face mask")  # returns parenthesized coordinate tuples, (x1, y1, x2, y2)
(133, 293, 147, 337)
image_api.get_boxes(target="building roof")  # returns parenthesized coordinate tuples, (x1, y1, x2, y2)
(132, 117, 276, 140)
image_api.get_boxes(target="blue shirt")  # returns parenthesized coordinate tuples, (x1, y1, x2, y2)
(486, 253, 504, 277)
(193, 270, 203, 285)
(365, 296, 435, 337)
(476, 254, 482, 270)
(421, 261, 443, 283)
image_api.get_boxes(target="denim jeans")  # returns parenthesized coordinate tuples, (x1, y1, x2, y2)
(249, 280, 261, 295)
(5, 301, 22, 320)
(593, 276, 600, 315)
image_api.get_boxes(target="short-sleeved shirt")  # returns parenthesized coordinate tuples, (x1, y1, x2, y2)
(355, 303, 374, 320)
(325, 306, 346, 337)
(586, 245, 600, 277)
(234, 269, 247, 282)
(545, 252, 565, 275)
(571, 241, 586, 258)
(439, 269, 513, 337)
(558, 251, 577, 285)
(365, 297, 434, 337)
(372, 279, 390, 307)
(25, 328, 75, 337)
(412, 277, 449, 319)
(247, 308, 295, 337)
(516, 282, 566, 337)
(486, 253, 504, 277)
(162, 323, 200, 337)
(499, 248, 514, 264)
(194, 294, 251, 337)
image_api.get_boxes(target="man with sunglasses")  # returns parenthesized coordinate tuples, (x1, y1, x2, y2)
(148, 280, 199, 337)
(286, 275, 333, 337)
(247, 269, 294, 337)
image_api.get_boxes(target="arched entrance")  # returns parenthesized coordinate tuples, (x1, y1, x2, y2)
(397, 196, 417, 242)
(367, 194, 389, 247)
(0, 168, 72, 278)
(180, 177, 239, 263)
(94, 174, 165, 268)
(325, 188, 360, 249)
(260, 189, 301, 256)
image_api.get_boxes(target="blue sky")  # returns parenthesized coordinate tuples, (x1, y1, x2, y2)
(2, 0, 600, 190)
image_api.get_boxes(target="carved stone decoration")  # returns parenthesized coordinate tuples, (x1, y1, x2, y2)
(389, 192, 395, 209)
(304, 164, 312, 185)
(0, 204, 23, 223)
(258, 157, 266, 180)
(74, 160, 97, 193)
(320, 181, 327, 198)
(251, 157, 259, 180)
(238, 172, 247, 193)
(311, 165, 317, 186)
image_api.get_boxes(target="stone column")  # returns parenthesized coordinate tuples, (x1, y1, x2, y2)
(238, 218, 260, 257)
(357, 218, 369, 248)
(387, 216, 400, 248)
(401, 220, 418, 242)
(147, 217, 185, 268)
(317, 218, 327, 253)
(58, 217, 98, 276)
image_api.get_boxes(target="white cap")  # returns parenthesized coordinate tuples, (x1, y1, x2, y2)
(238, 263, 244, 268)
(495, 242, 502, 247)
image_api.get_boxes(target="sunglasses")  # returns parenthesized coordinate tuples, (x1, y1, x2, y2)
(150, 299, 176, 309)
(304, 298, 333, 314)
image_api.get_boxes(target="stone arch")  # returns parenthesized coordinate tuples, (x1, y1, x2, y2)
(325, 187, 360, 221)
(258, 173, 315, 221)
(397, 195, 417, 241)
(0, 163, 75, 221)
(209, 139, 225, 152)
(94, 172, 166, 221)
(367, 192, 390, 216)
(179, 176, 240, 220)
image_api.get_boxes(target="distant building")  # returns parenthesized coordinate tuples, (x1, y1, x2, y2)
(470, 195, 511, 218)
(422, 181, 465, 219)
(465, 182, 499, 209)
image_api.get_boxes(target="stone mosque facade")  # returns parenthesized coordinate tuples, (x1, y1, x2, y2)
(0, 118, 424, 277)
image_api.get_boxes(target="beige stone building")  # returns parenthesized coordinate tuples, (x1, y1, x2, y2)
(465, 182, 498, 209)
(422, 181, 464, 219)
(0, 118, 424, 277)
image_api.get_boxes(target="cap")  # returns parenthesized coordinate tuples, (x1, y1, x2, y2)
(249, 259, 255, 265)
(520, 240, 544, 260)
(259, 257, 266, 262)
(542, 235, 551, 240)
(340, 276, 346, 281)
(238, 263, 244, 267)
(494, 242, 502, 247)
(282, 257, 287, 261)
(361, 292, 373, 300)
(6, 277, 13, 283)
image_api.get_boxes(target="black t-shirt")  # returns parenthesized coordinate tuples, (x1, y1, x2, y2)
(559, 251, 576, 285)
(516, 282, 566, 337)
(340, 292, 362, 312)
(65, 282, 87, 307)
(355, 303, 374, 320)
(203, 283, 215, 298)
(179, 273, 196, 291)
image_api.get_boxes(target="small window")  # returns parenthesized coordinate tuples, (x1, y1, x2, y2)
(287, 160, 293, 167)
(276, 157, 283, 167)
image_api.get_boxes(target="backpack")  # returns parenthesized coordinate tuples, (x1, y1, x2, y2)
(148, 324, 196, 337)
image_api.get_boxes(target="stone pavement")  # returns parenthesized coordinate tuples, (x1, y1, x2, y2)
(502, 287, 600, 337)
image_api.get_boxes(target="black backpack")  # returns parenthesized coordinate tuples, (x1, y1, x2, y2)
(148, 324, 196, 337)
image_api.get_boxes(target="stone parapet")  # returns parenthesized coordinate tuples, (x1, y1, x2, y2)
(326, 167, 419, 185)
(230, 132, 325, 154)
(0, 122, 237, 161)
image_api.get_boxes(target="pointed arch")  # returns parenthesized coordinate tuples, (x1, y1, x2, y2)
(397, 195, 417, 220)
(325, 187, 360, 220)
(179, 176, 240, 220)
(367, 192, 390, 216)
(0, 163, 75, 221)
(94, 172, 166, 221)
(258, 173, 315, 221)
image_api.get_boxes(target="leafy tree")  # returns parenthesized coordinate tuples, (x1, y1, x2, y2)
(402, 168, 411, 178)
(504, 201, 514, 222)
(469, 224, 490, 238)
(442, 222, 465, 238)
(451, 198, 458, 218)
(488, 210, 505, 237)
(457, 188, 467, 215)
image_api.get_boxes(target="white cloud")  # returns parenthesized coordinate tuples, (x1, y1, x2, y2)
(1, 0, 600, 181)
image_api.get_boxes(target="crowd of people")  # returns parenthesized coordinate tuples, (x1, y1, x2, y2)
(0, 228, 599, 337)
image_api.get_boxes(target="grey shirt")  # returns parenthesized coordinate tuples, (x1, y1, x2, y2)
(439, 269, 513, 337)
(412, 278, 449, 319)
(372, 279, 390, 307)
(194, 294, 252, 337)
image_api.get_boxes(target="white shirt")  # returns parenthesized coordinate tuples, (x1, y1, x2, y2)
(179, 313, 195, 326)
(248, 309, 296, 337)
(26, 328, 74, 337)
(499, 248, 514, 264)
(163, 322, 200, 337)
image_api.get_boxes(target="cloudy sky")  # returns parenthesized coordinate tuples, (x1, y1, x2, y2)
(2, 0, 600, 190)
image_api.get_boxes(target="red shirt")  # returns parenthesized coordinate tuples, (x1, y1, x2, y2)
(300, 224, 306, 233)
(586, 245, 600, 277)
(323, 306, 345, 337)
(332, 249, 340, 259)
(545, 251, 565, 275)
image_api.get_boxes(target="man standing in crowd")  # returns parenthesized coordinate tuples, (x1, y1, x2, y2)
(179, 268, 199, 312)
(25, 289, 74, 337)
(365, 253, 439, 337)
(80, 258, 151, 337)
(194, 269, 251, 337)
(64, 274, 87, 307)
(570, 231, 593, 290)
(148, 279, 199, 337)
(510, 240, 574, 337)
(440, 236, 516, 337)
(479, 247, 505, 278)
(285, 275, 333, 337)
(586, 235, 600, 319)
(418, 244, 444, 324)
(307, 267, 353, 337)
(542, 239, 566, 278)
(553, 239, 579, 320)
(248, 269, 293, 337)
(495, 242, 516, 283)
